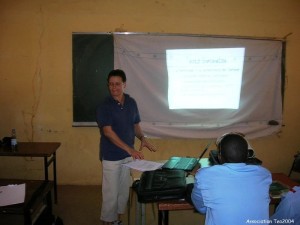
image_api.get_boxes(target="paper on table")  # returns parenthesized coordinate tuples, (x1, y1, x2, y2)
(0, 183, 26, 206)
(122, 160, 164, 172)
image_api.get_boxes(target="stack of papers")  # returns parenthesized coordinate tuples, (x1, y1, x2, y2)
(0, 183, 26, 206)
(122, 160, 164, 172)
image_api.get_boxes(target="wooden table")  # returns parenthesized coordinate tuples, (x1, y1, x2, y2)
(158, 199, 194, 225)
(157, 172, 299, 225)
(0, 179, 53, 225)
(0, 142, 61, 203)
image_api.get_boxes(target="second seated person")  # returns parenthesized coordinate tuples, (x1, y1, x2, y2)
(191, 133, 272, 225)
(96, 69, 157, 225)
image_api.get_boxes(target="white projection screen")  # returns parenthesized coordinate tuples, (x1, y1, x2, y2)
(114, 33, 283, 139)
(166, 48, 245, 110)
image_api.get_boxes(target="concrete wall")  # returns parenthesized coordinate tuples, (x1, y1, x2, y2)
(0, 0, 300, 185)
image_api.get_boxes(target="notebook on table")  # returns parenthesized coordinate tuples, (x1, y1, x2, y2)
(162, 141, 212, 171)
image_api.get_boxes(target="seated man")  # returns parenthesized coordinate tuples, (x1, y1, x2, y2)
(270, 186, 300, 224)
(191, 133, 272, 225)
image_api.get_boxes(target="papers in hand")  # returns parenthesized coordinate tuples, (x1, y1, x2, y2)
(122, 160, 164, 172)
(0, 183, 26, 206)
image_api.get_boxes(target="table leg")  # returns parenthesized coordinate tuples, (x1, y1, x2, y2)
(44, 155, 58, 203)
(44, 157, 48, 181)
(46, 186, 53, 215)
(141, 203, 146, 225)
(158, 210, 162, 225)
(136, 199, 140, 225)
(53, 153, 57, 203)
(158, 210, 169, 225)
(135, 200, 146, 225)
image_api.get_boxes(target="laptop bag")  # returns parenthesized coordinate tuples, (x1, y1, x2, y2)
(133, 169, 187, 203)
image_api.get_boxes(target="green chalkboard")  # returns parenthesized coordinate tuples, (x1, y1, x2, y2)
(72, 33, 113, 126)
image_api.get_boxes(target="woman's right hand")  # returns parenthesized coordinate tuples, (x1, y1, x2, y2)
(130, 148, 144, 160)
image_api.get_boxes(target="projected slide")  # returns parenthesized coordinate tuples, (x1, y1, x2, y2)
(166, 48, 245, 109)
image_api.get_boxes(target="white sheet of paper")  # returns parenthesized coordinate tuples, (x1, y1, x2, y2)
(122, 160, 164, 172)
(0, 183, 26, 206)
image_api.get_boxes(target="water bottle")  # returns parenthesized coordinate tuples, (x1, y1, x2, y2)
(11, 128, 18, 151)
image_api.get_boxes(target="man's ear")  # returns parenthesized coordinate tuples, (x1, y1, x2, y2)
(218, 152, 224, 164)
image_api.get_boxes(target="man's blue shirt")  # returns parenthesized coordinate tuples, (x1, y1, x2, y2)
(191, 163, 272, 225)
(270, 186, 300, 224)
(96, 94, 141, 161)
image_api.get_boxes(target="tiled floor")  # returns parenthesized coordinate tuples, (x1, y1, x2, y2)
(53, 185, 282, 225)
(52, 185, 204, 225)
(53, 185, 103, 225)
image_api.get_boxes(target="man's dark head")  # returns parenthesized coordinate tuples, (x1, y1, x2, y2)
(217, 133, 248, 163)
(107, 69, 127, 83)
